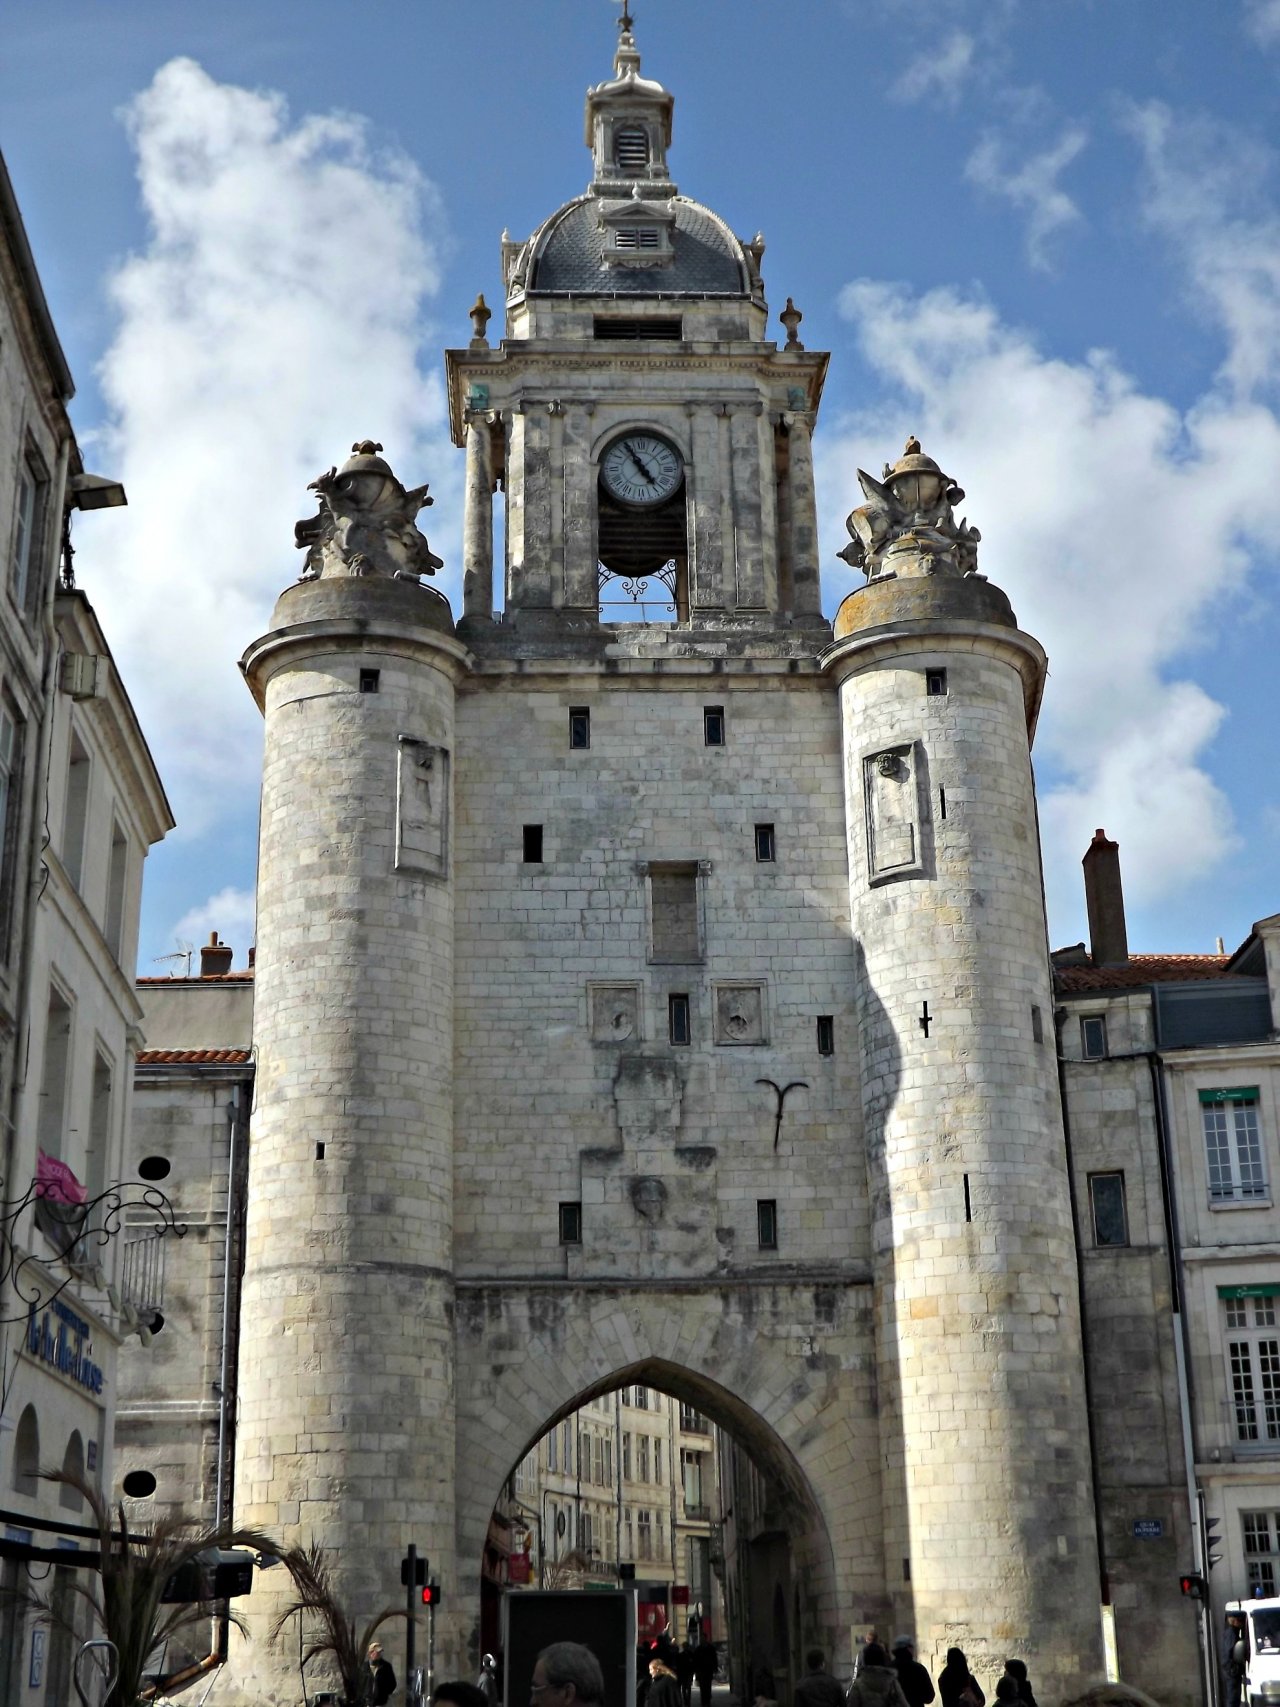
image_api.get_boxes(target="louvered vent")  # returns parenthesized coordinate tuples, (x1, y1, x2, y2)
(594, 318, 683, 340)
(614, 126, 650, 171)
(615, 228, 660, 250)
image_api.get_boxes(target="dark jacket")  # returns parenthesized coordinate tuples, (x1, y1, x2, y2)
(363, 1656, 397, 1706)
(937, 1664, 983, 1707)
(650, 1669, 683, 1707)
(894, 1658, 936, 1707)
(848, 1665, 911, 1707)
(693, 1644, 718, 1687)
(796, 1670, 847, 1707)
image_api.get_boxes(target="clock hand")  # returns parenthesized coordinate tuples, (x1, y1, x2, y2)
(628, 450, 657, 484)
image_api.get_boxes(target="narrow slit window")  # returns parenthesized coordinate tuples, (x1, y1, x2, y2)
(523, 825, 543, 863)
(754, 823, 775, 863)
(757, 1199, 778, 1250)
(1088, 1171, 1129, 1247)
(926, 669, 948, 696)
(669, 993, 691, 1046)
(939, 787, 947, 821)
(963, 1173, 972, 1223)
(569, 706, 591, 750)
(816, 1016, 835, 1056)
(1031, 1005, 1044, 1044)
(559, 1202, 583, 1245)
(703, 706, 725, 747)
(359, 669, 380, 694)
(1081, 1015, 1108, 1059)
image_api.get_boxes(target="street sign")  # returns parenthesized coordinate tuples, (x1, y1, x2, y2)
(1133, 1519, 1164, 1539)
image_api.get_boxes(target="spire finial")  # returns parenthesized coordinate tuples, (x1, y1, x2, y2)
(613, 0, 640, 74)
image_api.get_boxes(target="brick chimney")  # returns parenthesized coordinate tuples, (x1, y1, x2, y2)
(1082, 829, 1128, 966)
(199, 932, 234, 977)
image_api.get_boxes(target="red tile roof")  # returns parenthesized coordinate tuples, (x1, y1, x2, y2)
(136, 1048, 251, 1065)
(1054, 954, 1236, 992)
(136, 971, 254, 985)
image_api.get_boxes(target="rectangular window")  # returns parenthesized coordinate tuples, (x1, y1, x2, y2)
(37, 987, 73, 1160)
(754, 823, 775, 863)
(816, 1016, 835, 1056)
(559, 1201, 582, 1245)
(622, 1433, 632, 1481)
(925, 668, 948, 696)
(653, 1439, 662, 1483)
(569, 706, 591, 750)
(649, 863, 701, 963)
(359, 668, 380, 693)
(11, 451, 47, 615)
(679, 1404, 707, 1433)
(1226, 1296, 1280, 1444)
(1243, 1511, 1279, 1597)
(0, 703, 24, 959)
(1031, 1005, 1044, 1044)
(757, 1199, 778, 1250)
(637, 1509, 652, 1558)
(523, 824, 543, 863)
(562, 1422, 573, 1475)
(1088, 1172, 1129, 1247)
(634, 1387, 648, 1410)
(624, 1510, 634, 1559)
(683, 1451, 704, 1510)
(669, 993, 691, 1046)
(1203, 1089, 1266, 1203)
(703, 705, 725, 747)
(62, 731, 91, 891)
(603, 1438, 612, 1485)
(638, 1435, 650, 1482)
(1081, 1015, 1108, 1059)
(104, 820, 128, 959)
(85, 1051, 113, 1204)
(548, 1429, 558, 1472)
(594, 317, 683, 342)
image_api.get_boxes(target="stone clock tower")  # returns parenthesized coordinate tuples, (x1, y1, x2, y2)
(227, 16, 1108, 1706)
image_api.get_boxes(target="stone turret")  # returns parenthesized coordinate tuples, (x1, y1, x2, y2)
(825, 440, 1103, 1691)
(229, 446, 464, 1704)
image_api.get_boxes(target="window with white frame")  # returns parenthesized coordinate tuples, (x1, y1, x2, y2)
(637, 1509, 652, 1559)
(1224, 1291, 1280, 1444)
(1243, 1509, 1280, 1595)
(1203, 1089, 1267, 1204)
(11, 448, 48, 615)
(638, 1435, 650, 1483)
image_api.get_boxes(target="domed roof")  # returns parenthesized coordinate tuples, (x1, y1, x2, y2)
(526, 193, 751, 298)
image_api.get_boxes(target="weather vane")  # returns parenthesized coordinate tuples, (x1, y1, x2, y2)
(617, 1, 634, 32)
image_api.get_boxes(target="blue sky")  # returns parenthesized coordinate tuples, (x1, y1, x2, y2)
(4, 0, 1279, 969)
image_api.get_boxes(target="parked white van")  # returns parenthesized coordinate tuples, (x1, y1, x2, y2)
(1226, 1600, 1280, 1707)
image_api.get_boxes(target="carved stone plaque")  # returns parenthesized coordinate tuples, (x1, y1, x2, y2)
(864, 743, 922, 881)
(395, 737, 449, 878)
(713, 982, 767, 1046)
(590, 984, 641, 1044)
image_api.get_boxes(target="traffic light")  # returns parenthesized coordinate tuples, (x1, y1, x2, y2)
(1180, 1573, 1208, 1600)
(1205, 1518, 1224, 1570)
(161, 1549, 256, 1603)
(401, 1555, 428, 1587)
(421, 1582, 442, 1607)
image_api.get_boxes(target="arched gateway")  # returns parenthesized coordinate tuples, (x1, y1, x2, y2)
(220, 15, 1106, 1707)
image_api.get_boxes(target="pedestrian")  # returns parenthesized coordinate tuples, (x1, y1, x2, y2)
(650, 1657, 684, 1707)
(1002, 1662, 1036, 1707)
(362, 1640, 397, 1706)
(795, 1648, 847, 1707)
(853, 1633, 880, 1681)
(434, 1686, 488, 1707)
(847, 1643, 910, 1707)
(994, 1682, 1019, 1707)
(937, 1649, 984, 1707)
(478, 1654, 501, 1707)
(693, 1636, 718, 1707)
(1224, 1614, 1248, 1707)
(676, 1643, 696, 1707)
(889, 1640, 934, 1707)
(531, 1643, 606, 1707)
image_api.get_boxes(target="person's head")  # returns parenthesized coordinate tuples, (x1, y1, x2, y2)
(534, 1643, 606, 1707)
(864, 1645, 889, 1669)
(1004, 1662, 1028, 1683)
(995, 1680, 1021, 1704)
(650, 1660, 675, 1680)
(806, 1651, 826, 1673)
(483, 1656, 498, 1673)
(368, 1643, 384, 1664)
(945, 1650, 968, 1671)
(892, 1639, 915, 1663)
(435, 1685, 489, 1707)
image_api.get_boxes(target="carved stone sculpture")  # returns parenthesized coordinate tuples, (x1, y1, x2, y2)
(838, 436, 981, 582)
(295, 441, 444, 582)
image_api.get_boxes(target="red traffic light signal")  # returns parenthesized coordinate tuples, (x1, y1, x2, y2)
(1180, 1574, 1207, 1600)
(421, 1582, 442, 1607)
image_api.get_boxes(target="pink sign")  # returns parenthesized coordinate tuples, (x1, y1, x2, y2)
(36, 1151, 86, 1206)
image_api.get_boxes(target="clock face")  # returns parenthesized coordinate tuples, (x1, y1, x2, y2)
(600, 433, 683, 507)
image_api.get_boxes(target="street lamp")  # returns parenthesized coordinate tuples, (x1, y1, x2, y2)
(67, 472, 128, 511)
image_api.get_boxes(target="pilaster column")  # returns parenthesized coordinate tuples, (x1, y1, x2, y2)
(462, 412, 495, 621)
(785, 412, 822, 616)
(562, 404, 599, 611)
(729, 405, 765, 609)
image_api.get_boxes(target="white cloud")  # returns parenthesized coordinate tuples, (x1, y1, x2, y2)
(169, 885, 257, 969)
(965, 123, 1087, 269)
(83, 58, 453, 844)
(1244, 0, 1280, 44)
(892, 31, 975, 105)
(818, 277, 1280, 936)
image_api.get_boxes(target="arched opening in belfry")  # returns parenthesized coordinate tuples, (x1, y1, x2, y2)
(471, 1360, 838, 1707)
